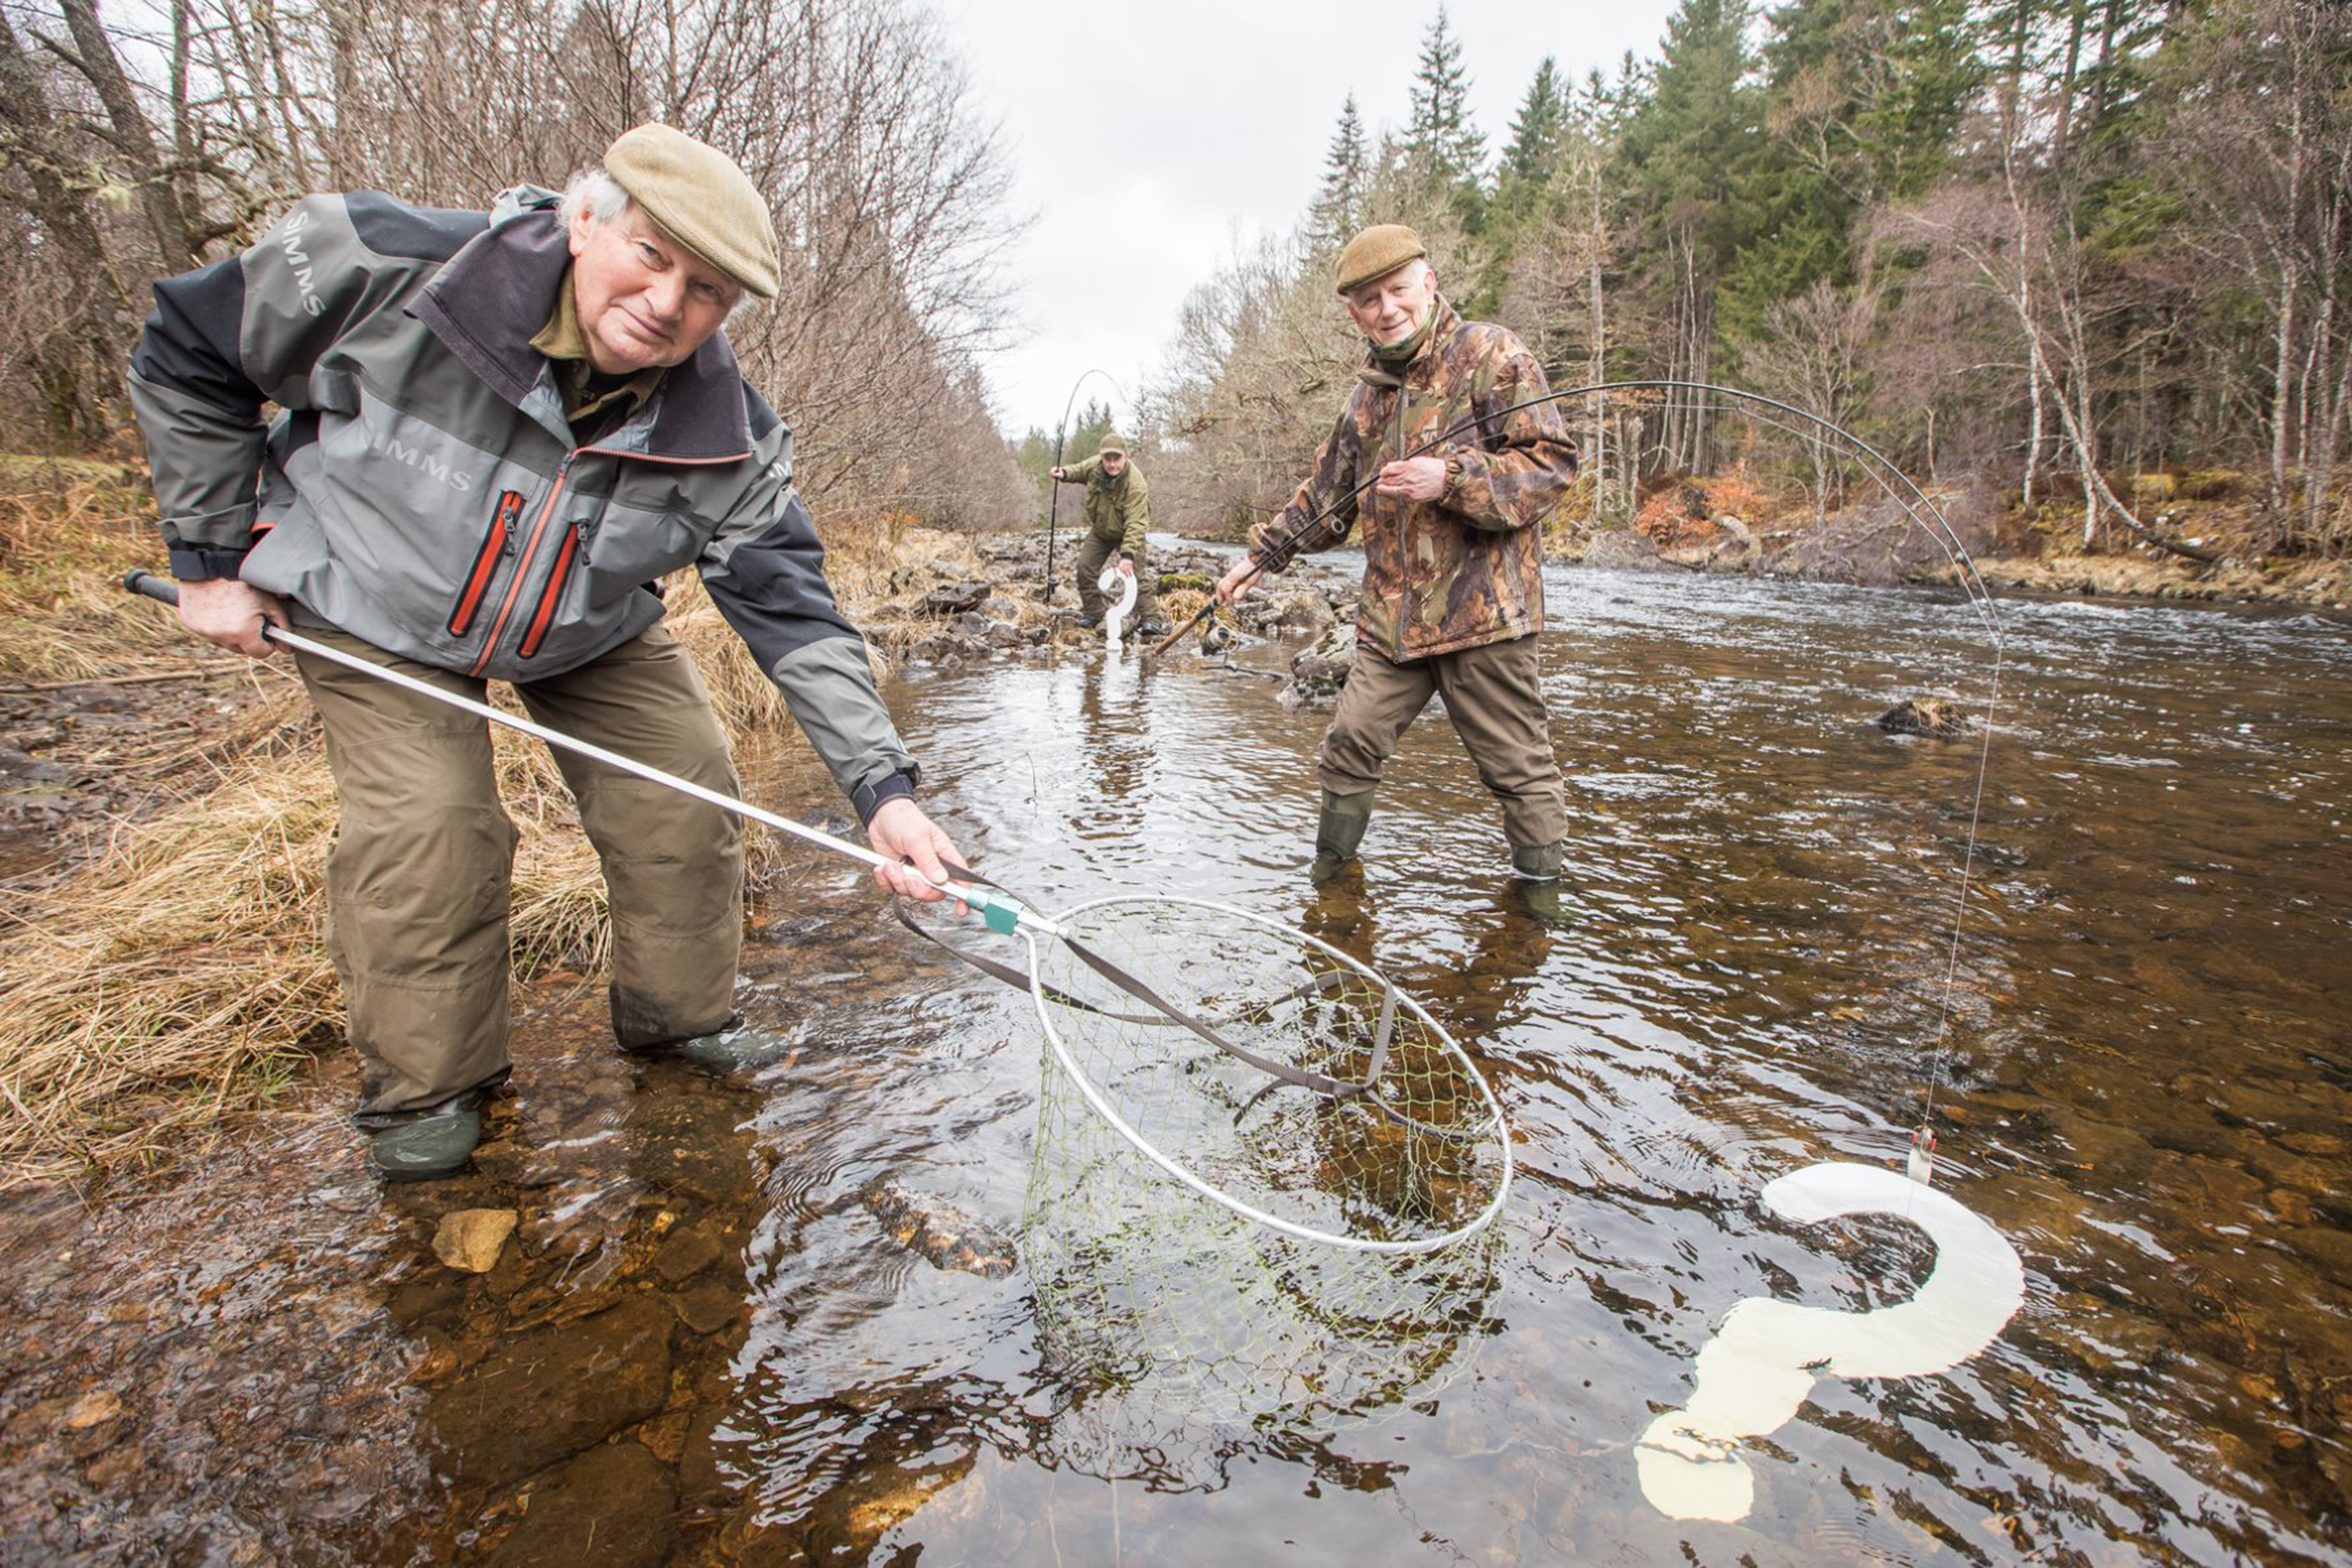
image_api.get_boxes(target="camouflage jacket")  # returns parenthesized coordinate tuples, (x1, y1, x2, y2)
(1055, 455, 1152, 559)
(1257, 298, 1575, 661)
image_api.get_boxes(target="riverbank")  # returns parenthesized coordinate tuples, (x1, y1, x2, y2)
(1559, 468, 2352, 611)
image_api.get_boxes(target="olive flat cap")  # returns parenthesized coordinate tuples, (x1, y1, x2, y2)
(603, 123, 781, 301)
(1335, 223, 1428, 295)
(1099, 433, 1129, 456)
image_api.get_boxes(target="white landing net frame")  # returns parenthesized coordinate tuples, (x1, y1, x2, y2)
(1013, 896, 1513, 1434)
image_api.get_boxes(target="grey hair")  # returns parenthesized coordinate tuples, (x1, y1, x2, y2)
(555, 166, 757, 322)
(557, 168, 632, 230)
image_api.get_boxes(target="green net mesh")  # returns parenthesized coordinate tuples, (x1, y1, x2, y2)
(1020, 896, 1511, 1438)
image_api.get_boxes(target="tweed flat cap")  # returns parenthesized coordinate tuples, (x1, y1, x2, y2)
(603, 124, 781, 301)
(1098, 433, 1129, 456)
(1334, 224, 1428, 295)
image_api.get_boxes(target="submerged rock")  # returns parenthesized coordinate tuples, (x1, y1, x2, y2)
(1877, 695, 1968, 739)
(857, 1180, 1016, 1279)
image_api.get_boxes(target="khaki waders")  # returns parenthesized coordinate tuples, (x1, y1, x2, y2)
(1315, 633, 1569, 871)
(293, 622, 744, 1123)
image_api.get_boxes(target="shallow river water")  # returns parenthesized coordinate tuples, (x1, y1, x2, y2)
(2, 560, 2347, 1564)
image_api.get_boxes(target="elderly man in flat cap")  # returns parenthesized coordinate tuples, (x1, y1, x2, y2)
(1216, 224, 1577, 889)
(1050, 433, 1165, 638)
(128, 124, 965, 1180)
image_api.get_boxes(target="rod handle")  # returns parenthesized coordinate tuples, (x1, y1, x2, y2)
(122, 569, 180, 607)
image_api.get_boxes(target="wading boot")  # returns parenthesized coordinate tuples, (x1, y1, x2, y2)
(1509, 839, 1573, 928)
(1310, 789, 1376, 885)
(1509, 838, 1567, 881)
(369, 1101, 481, 1183)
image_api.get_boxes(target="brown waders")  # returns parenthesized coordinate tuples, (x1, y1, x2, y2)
(1074, 531, 1160, 626)
(1315, 633, 1569, 877)
(293, 621, 744, 1127)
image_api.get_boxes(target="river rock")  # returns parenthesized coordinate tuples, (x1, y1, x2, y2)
(1266, 588, 1337, 632)
(1877, 695, 1967, 738)
(63, 1387, 123, 1431)
(1581, 530, 1665, 570)
(858, 1180, 1016, 1278)
(1279, 624, 1357, 709)
(651, 1224, 724, 1285)
(432, 1209, 518, 1273)
(428, 1295, 673, 1486)
(483, 1440, 675, 1568)
(921, 581, 989, 615)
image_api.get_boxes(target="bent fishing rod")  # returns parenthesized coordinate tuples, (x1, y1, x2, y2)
(1148, 378, 2001, 659)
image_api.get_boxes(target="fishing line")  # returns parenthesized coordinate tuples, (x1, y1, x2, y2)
(1159, 379, 2006, 1178)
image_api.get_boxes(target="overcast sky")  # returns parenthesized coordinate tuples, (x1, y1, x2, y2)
(938, 0, 1686, 438)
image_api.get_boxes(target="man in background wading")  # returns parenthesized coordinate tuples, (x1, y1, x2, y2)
(1215, 223, 1577, 889)
(128, 124, 964, 1182)
(1050, 433, 1166, 637)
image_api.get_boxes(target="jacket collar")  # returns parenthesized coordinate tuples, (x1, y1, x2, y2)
(412, 195, 755, 460)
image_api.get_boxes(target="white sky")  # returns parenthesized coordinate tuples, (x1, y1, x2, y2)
(939, 0, 1686, 438)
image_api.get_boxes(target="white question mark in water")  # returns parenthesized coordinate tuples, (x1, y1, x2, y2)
(1098, 565, 1138, 652)
(1636, 1161, 2027, 1522)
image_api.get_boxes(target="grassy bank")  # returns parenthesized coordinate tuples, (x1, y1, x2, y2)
(0, 470, 984, 1188)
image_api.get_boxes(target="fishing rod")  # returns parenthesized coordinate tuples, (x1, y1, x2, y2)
(1144, 378, 2005, 1183)
(118, 571, 1031, 934)
(1148, 379, 2003, 659)
(1041, 368, 1130, 602)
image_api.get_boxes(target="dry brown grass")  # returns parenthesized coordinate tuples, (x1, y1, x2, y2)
(0, 497, 976, 1188)
(0, 463, 180, 685)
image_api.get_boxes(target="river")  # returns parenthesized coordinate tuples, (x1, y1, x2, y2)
(1, 559, 2345, 1564)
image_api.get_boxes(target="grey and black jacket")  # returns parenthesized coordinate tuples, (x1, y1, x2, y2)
(127, 187, 918, 821)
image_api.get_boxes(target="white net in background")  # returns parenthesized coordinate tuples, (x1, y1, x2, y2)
(1019, 897, 1511, 1440)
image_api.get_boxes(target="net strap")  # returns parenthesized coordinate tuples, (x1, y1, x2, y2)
(894, 864, 1399, 1100)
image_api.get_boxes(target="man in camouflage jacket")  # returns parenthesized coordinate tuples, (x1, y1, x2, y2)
(1216, 224, 1576, 885)
(128, 125, 965, 1181)
(1050, 433, 1164, 635)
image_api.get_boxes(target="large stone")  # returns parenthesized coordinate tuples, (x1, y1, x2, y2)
(921, 581, 989, 615)
(1267, 589, 1336, 632)
(1580, 530, 1665, 571)
(427, 1295, 673, 1487)
(483, 1440, 676, 1568)
(1279, 623, 1357, 709)
(432, 1209, 518, 1274)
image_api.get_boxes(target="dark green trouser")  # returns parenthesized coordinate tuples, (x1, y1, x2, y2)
(293, 622, 743, 1121)
(1074, 531, 1160, 623)
(1318, 633, 1569, 852)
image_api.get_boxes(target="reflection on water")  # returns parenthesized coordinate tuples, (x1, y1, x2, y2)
(1, 566, 2345, 1562)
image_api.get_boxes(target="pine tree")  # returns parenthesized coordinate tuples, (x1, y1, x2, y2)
(1405, 6, 1487, 224)
(1311, 93, 1371, 246)
(1487, 57, 1573, 268)
(1500, 57, 1567, 190)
